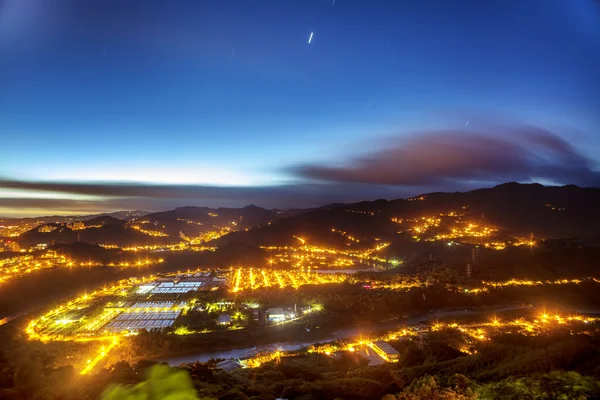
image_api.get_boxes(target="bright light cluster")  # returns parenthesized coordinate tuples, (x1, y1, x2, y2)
(25, 279, 139, 342)
(79, 337, 120, 375)
(229, 267, 347, 292)
(365, 276, 425, 291)
(25, 269, 224, 343)
(459, 277, 592, 294)
(177, 218, 204, 226)
(393, 216, 442, 234)
(392, 210, 537, 250)
(360, 275, 596, 294)
(331, 227, 360, 244)
(345, 209, 375, 216)
(0, 250, 93, 284)
(243, 310, 598, 368)
(0, 222, 40, 237)
(393, 213, 497, 240)
(117, 243, 216, 252)
(70, 223, 103, 231)
(104, 259, 163, 268)
(430, 312, 598, 342)
(261, 237, 393, 269)
(431, 222, 496, 240)
(188, 226, 233, 244)
(129, 224, 170, 237)
(244, 350, 282, 368)
(478, 278, 582, 290)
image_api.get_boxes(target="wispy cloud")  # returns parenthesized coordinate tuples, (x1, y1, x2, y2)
(293, 126, 600, 187)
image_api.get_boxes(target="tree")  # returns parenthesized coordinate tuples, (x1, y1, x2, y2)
(396, 375, 478, 400)
(13, 356, 44, 396)
(478, 371, 600, 400)
(101, 364, 207, 400)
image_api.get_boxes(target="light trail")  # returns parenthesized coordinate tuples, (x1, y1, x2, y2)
(301, 273, 311, 285)
(249, 268, 255, 289)
(261, 269, 270, 287)
(226, 268, 347, 291)
(80, 337, 119, 375)
(233, 268, 242, 292)
(273, 270, 285, 288)
(286, 272, 299, 288)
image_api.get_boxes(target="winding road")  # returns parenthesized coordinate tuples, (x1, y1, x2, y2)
(160, 303, 535, 365)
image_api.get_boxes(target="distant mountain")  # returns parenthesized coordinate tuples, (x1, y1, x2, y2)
(50, 242, 115, 263)
(139, 205, 281, 237)
(212, 183, 600, 250)
(99, 210, 150, 220)
(8, 183, 600, 254)
(83, 215, 125, 227)
(17, 220, 174, 248)
(15, 205, 285, 248)
(0, 210, 149, 225)
(389, 182, 600, 238)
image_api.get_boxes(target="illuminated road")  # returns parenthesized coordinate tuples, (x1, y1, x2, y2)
(157, 303, 546, 365)
(80, 338, 120, 375)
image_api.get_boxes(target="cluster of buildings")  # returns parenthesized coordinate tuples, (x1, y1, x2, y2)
(103, 301, 187, 333)
(265, 305, 311, 323)
(0, 239, 20, 252)
(136, 273, 227, 295)
(38, 224, 58, 233)
(217, 304, 313, 328)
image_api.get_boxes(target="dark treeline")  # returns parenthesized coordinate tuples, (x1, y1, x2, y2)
(1, 329, 599, 399)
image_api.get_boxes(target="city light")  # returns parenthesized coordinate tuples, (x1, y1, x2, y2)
(392, 211, 537, 250)
(228, 267, 347, 291)
(260, 236, 394, 270)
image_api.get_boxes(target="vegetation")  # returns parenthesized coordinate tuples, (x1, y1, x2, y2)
(101, 364, 200, 400)
(1, 322, 599, 399)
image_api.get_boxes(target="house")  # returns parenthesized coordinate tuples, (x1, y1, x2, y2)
(371, 341, 400, 361)
(216, 359, 242, 373)
(266, 308, 286, 322)
(218, 314, 231, 326)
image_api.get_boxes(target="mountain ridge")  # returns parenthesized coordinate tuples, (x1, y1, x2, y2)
(5, 183, 600, 249)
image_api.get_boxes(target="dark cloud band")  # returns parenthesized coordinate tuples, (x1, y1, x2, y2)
(294, 126, 600, 187)
(0, 125, 598, 216)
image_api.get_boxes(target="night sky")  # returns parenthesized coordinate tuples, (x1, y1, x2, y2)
(1, 0, 599, 216)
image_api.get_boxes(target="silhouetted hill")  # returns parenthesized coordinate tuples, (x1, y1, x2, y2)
(9, 183, 600, 258)
(14, 205, 283, 248)
(84, 215, 125, 227)
(139, 205, 280, 237)
(214, 204, 393, 248)
(213, 183, 600, 250)
(51, 242, 115, 263)
(0, 210, 148, 226)
(391, 182, 600, 237)
(18, 221, 175, 248)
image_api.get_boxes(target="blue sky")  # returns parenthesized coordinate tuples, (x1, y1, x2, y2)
(0, 0, 599, 216)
